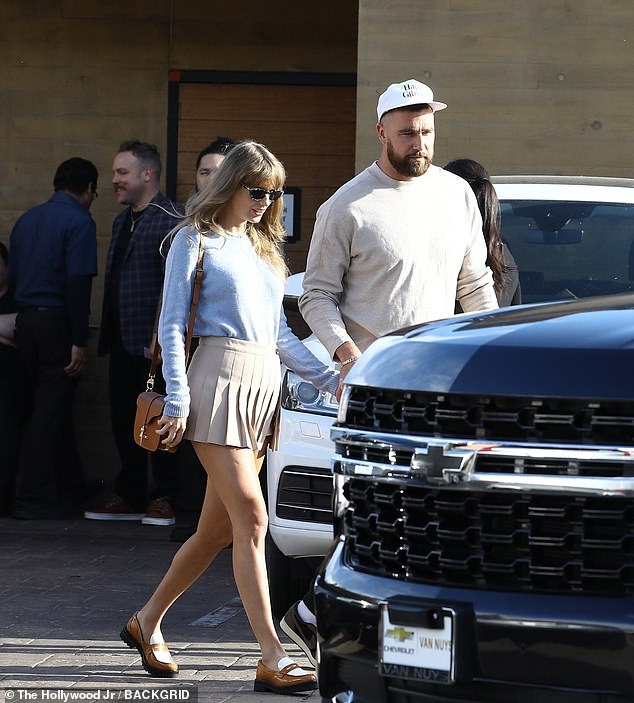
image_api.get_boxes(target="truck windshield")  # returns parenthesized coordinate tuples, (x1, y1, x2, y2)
(501, 201, 634, 303)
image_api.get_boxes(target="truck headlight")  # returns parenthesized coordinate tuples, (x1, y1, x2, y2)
(281, 370, 338, 416)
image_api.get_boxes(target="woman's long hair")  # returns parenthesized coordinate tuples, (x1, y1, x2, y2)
(444, 158, 512, 291)
(167, 141, 287, 277)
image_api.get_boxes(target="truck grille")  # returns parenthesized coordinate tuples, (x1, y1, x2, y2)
(345, 387, 634, 446)
(342, 477, 634, 595)
(337, 439, 634, 478)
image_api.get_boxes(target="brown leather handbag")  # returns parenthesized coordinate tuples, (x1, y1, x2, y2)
(134, 391, 172, 452)
(134, 237, 204, 452)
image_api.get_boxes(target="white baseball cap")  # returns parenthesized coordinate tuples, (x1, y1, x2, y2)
(377, 79, 447, 121)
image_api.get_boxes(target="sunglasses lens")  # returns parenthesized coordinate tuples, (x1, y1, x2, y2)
(243, 185, 283, 201)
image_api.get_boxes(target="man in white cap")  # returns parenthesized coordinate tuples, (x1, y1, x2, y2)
(282, 81, 498, 665)
(300, 78, 498, 394)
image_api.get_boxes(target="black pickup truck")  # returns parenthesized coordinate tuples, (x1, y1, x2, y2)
(315, 293, 634, 703)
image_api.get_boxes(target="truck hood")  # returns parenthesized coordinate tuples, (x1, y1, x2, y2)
(349, 293, 634, 401)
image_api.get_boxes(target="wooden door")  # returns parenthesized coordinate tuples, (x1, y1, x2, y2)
(176, 82, 356, 274)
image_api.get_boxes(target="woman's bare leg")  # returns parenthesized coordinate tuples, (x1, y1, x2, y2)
(135, 459, 233, 639)
(192, 441, 288, 669)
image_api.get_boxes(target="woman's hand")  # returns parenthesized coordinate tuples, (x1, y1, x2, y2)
(156, 414, 187, 450)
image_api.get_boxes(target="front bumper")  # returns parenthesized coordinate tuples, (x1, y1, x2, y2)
(315, 540, 634, 703)
(267, 407, 335, 557)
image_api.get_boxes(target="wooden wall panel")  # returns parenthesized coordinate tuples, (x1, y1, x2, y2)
(176, 83, 357, 273)
(356, 0, 634, 178)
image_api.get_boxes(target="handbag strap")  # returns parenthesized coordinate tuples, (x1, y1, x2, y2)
(147, 235, 204, 391)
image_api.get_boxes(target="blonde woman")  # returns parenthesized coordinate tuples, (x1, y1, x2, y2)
(120, 142, 336, 693)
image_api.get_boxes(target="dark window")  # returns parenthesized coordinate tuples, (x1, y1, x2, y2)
(501, 201, 634, 303)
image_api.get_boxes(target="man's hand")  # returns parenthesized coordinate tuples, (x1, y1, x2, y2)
(64, 345, 88, 377)
(0, 313, 16, 343)
(335, 341, 362, 401)
(336, 364, 355, 401)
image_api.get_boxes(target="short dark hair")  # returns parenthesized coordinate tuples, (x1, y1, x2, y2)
(118, 140, 162, 179)
(195, 137, 235, 170)
(53, 157, 99, 196)
(0, 241, 8, 266)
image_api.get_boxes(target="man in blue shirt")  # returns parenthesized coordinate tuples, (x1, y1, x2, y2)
(8, 157, 98, 519)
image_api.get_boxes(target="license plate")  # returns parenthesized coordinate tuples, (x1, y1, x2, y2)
(379, 604, 455, 684)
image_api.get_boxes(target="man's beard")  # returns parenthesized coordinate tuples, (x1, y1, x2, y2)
(386, 140, 432, 178)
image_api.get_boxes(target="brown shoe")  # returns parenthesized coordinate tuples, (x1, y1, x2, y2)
(120, 613, 178, 678)
(254, 657, 318, 694)
(142, 497, 176, 526)
(84, 495, 144, 521)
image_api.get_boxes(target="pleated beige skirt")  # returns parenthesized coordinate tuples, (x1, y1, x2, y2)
(185, 336, 281, 450)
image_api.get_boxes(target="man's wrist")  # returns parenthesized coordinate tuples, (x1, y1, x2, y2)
(339, 356, 360, 367)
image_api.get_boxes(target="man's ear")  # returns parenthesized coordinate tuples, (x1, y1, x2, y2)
(78, 184, 97, 208)
(376, 121, 386, 144)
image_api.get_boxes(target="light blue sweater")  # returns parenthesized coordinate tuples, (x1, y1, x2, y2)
(158, 226, 337, 417)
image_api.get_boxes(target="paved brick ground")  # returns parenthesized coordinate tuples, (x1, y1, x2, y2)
(0, 517, 318, 703)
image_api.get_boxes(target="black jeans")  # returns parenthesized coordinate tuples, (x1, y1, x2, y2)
(107, 326, 179, 512)
(14, 308, 83, 507)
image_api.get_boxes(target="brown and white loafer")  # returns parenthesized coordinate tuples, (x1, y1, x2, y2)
(254, 656, 318, 694)
(120, 612, 178, 678)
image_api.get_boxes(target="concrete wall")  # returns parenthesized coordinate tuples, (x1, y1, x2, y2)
(0, 1, 177, 485)
(0, 0, 358, 486)
(356, 0, 633, 177)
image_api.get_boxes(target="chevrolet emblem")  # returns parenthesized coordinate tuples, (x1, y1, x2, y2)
(386, 626, 414, 642)
(410, 441, 478, 484)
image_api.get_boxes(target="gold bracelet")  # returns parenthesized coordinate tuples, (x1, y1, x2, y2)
(339, 356, 360, 367)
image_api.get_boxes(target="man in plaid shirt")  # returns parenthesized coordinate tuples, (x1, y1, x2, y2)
(86, 141, 183, 525)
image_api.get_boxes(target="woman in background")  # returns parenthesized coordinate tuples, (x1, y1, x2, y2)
(445, 158, 521, 307)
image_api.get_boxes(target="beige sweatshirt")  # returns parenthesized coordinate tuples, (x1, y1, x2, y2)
(299, 162, 498, 358)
